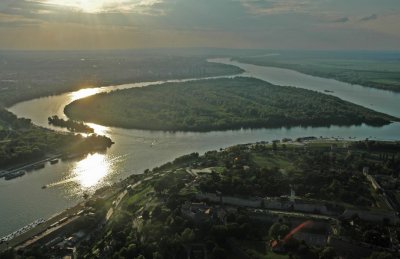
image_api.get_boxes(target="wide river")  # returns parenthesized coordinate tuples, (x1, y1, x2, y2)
(1, 58, 400, 237)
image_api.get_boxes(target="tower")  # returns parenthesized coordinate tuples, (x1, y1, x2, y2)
(290, 186, 296, 203)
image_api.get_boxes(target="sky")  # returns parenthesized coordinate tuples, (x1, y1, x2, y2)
(0, 0, 399, 50)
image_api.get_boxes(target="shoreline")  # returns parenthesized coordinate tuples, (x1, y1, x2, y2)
(2, 138, 399, 256)
(0, 180, 124, 253)
(2, 58, 400, 245)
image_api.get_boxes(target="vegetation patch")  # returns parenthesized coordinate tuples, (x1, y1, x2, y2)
(65, 77, 397, 131)
(0, 109, 113, 168)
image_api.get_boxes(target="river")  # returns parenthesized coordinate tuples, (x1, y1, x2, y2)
(1, 58, 400, 237)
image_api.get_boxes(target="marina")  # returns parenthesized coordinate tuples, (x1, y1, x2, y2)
(0, 155, 63, 181)
(0, 219, 45, 244)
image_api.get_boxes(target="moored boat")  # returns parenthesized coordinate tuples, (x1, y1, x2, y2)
(50, 159, 59, 165)
(0, 170, 9, 178)
(32, 163, 45, 170)
(5, 170, 26, 180)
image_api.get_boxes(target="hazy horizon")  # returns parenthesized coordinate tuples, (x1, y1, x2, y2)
(0, 0, 399, 50)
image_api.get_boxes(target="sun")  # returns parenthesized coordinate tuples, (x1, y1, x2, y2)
(42, 0, 160, 13)
(43, 0, 112, 13)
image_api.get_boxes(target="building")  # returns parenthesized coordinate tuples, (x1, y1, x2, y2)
(293, 232, 328, 247)
(196, 193, 331, 215)
(341, 209, 400, 225)
(181, 202, 212, 223)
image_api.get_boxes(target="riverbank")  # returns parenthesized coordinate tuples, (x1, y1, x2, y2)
(234, 53, 400, 92)
(210, 58, 400, 119)
(4, 139, 399, 258)
(0, 154, 61, 180)
(0, 182, 123, 253)
(0, 108, 114, 171)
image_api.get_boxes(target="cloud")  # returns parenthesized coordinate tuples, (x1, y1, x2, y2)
(0, 0, 165, 16)
(240, 0, 315, 15)
(29, 0, 164, 13)
(332, 17, 349, 23)
(0, 13, 40, 27)
(0, 0, 399, 50)
(360, 14, 377, 22)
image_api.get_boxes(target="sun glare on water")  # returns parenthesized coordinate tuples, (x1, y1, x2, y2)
(87, 123, 110, 135)
(70, 88, 101, 101)
(73, 153, 110, 188)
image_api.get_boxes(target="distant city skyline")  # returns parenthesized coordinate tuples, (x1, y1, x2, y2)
(0, 0, 399, 50)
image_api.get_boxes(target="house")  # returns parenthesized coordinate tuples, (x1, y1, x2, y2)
(292, 221, 331, 247)
(181, 202, 212, 223)
(196, 193, 331, 215)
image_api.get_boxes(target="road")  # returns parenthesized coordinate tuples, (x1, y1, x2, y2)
(251, 208, 336, 222)
(105, 176, 155, 221)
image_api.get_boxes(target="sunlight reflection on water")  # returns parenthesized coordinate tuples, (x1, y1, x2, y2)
(86, 123, 110, 136)
(66, 88, 111, 136)
(47, 153, 117, 196)
(73, 153, 110, 189)
(69, 88, 101, 101)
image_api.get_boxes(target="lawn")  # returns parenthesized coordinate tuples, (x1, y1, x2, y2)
(251, 153, 296, 172)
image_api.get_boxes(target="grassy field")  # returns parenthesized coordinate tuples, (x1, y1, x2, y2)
(251, 153, 296, 172)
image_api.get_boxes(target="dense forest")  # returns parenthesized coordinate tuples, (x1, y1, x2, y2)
(65, 77, 397, 132)
(0, 51, 242, 106)
(48, 115, 94, 134)
(0, 109, 112, 167)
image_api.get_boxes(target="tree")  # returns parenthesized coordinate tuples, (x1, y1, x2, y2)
(153, 251, 163, 259)
(181, 228, 195, 243)
(0, 249, 16, 259)
(212, 246, 227, 259)
(269, 223, 290, 240)
(272, 141, 278, 151)
(369, 252, 395, 259)
(126, 244, 138, 258)
(320, 247, 336, 259)
(142, 210, 150, 221)
(152, 205, 162, 219)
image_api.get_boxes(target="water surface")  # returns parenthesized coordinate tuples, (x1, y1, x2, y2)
(2, 59, 400, 237)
